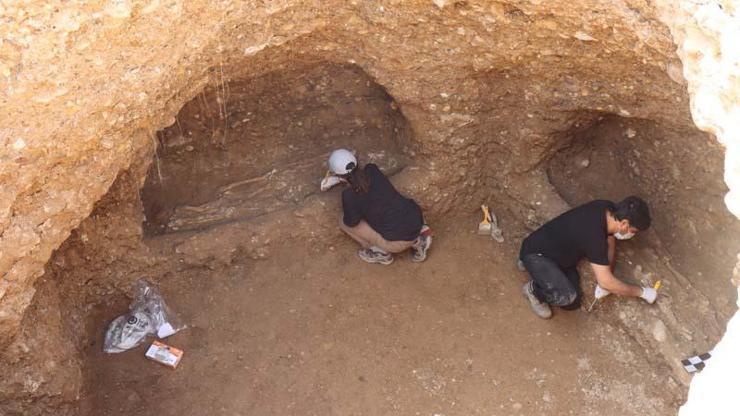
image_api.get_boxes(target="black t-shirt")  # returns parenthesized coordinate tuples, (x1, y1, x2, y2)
(520, 200, 614, 270)
(342, 164, 423, 242)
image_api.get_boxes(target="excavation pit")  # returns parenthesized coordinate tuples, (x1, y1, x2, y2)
(141, 63, 412, 235)
(51, 67, 736, 416)
(2, 3, 739, 416)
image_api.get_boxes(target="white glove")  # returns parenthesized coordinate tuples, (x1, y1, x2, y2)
(320, 175, 343, 192)
(594, 285, 611, 299)
(640, 287, 657, 304)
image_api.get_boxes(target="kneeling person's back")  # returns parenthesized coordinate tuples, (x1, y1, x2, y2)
(520, 200, 613, 270)
(342, 163, 422, 242)
(321, 148, 432, 265)
(517, 196, 657, 319)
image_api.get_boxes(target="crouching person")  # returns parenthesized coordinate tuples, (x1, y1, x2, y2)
(518, 197, 658, 319)
(320, 148, 432, 265)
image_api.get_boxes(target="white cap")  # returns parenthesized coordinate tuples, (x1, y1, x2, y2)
(328, 148, 357, 175)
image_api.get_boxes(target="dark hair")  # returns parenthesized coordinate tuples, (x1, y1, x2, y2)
(345, 164, 370, 194)
(613, 196, 651, 230)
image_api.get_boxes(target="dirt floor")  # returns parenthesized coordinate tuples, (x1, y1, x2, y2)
(51, 61, 730, 415)
(79, 215, 684, 416)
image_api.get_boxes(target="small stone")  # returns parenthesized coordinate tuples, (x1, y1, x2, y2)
(512, 402, 523, 411)
(126, 391, 142, 403)
(432, 0, 449, 8)
(573, 31, 597, 41)
(652, 320, 668, 342)
(52, 10, 81, 32)
(141, 0, 160, 14)
(105, 0, 132, 19)
(12, 138, 26, 150)
(33, 87, 69, 104)
(625, 128, 637, 138)
(245, 44, 268, 56)
(671, 165, 681, 179)
(666, 60, 685, 84)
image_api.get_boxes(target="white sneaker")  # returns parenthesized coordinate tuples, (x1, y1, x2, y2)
(522, 281, 552, 319)
(411, 225, 432, 263)
(358, 248, 394, 265)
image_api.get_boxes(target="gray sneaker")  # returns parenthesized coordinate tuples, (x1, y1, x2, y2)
(522, 281, 552, 319)
(358, 248, 394, 265)
(411, 225, 432, 263)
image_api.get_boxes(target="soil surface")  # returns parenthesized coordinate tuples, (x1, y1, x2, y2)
(79, 216, 683, 416)
(66, 61, 719, 416)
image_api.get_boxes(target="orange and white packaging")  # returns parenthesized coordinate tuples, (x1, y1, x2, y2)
(145, 340, 184, 368)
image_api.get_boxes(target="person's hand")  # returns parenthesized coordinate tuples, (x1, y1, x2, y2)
(640, 287, 657, 304)
(320, 175, 343, 192)
(594, 285, 611, 299)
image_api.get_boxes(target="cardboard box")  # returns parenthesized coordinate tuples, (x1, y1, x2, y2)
(145, 340, 183, 368)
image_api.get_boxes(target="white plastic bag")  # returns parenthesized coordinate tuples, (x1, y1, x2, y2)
(103, 280, 185, 353)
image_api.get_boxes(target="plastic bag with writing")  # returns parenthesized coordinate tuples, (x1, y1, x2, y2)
(103, 279, 185, 353)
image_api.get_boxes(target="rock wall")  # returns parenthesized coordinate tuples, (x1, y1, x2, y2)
(655, 1, 740, 414)
(1, 0, 738, 412)
(654, 0, 740, 217)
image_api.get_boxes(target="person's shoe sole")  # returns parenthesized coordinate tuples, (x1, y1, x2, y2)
(411, 235, 432, 263)
(521, 282, 552, 319)
(358, 250, 394, 265)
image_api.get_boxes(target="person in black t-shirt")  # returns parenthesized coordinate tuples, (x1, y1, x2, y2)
(320, 148, 432, 265)
(518, 197, 658, 319)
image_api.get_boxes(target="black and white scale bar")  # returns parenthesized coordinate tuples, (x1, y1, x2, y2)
(682, 352, 712, 373)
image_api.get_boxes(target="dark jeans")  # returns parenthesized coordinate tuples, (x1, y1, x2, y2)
(521, 253, 582, 309)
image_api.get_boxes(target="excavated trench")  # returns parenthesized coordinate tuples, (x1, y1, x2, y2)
(36, 62, 737, 416)
(3, 2, 739, 416)
(140, 63, 411, 235)
(547, 114, 740, 317)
